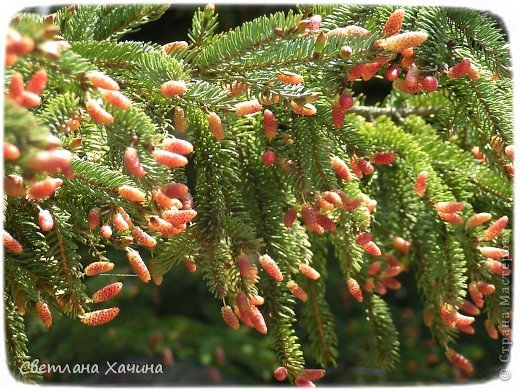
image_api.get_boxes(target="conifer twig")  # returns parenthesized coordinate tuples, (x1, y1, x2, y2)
(350, 105, 438, 120)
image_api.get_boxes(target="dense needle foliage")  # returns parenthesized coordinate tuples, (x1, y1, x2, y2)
(3, 3, 513, 384)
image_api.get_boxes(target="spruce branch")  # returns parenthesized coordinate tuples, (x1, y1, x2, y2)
(5, 293, 40, 382)
(302, 237, 339, 367)
(3, 4, 512, 383)
(365, 294, 400, 371)
(350, 105, 438, 121)
(445, 8, 511, 77)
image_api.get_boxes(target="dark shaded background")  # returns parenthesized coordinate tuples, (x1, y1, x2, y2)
(19, 3, 508, 385)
